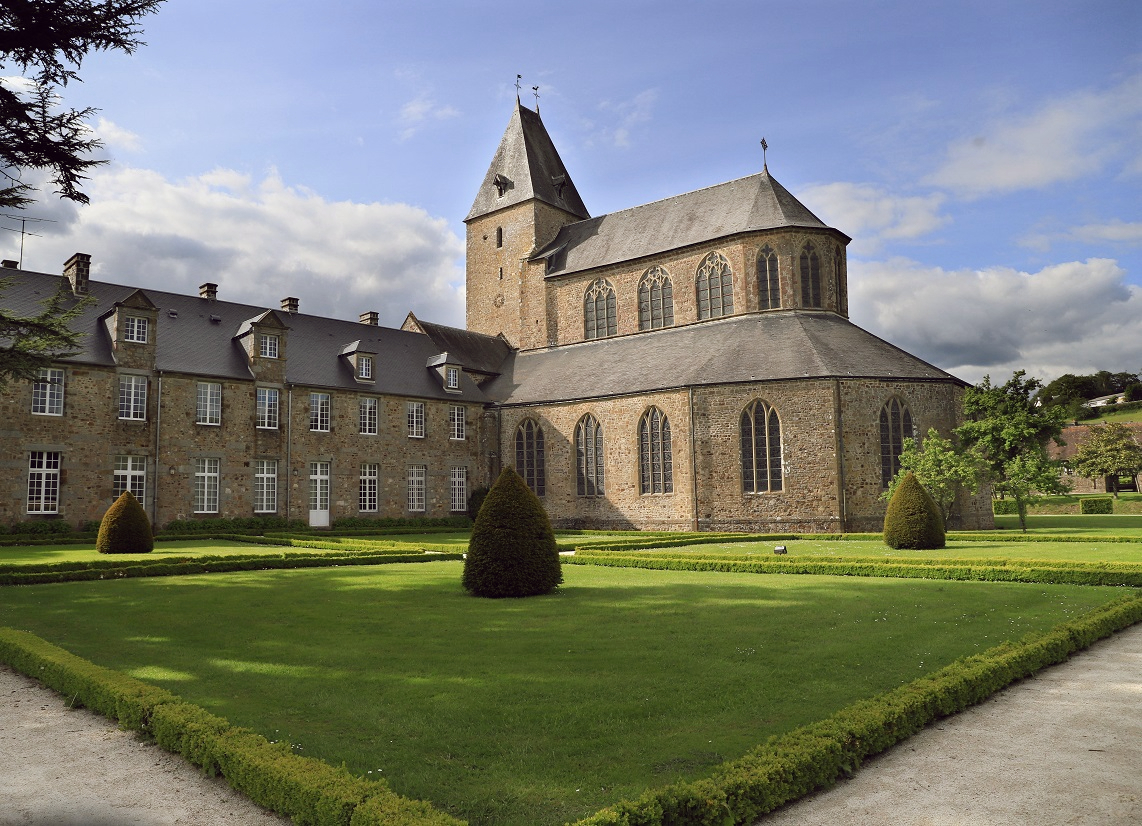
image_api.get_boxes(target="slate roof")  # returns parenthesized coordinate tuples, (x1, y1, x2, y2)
(484, 310, 964, 405)
(465, 102, 590, 222)
(405, 316, 513, 378)
(1, 268, 487, 402)
(536, 168, 844, 278)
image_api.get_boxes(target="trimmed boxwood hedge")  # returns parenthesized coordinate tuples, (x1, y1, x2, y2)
(1080, 497, 1114, 515)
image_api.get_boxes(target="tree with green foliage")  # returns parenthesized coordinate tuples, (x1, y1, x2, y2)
(462, 467, 561, 598)
(1071, 422, 1142, 498)
(883, 472, 945, 549)
(96, 490, 153, 553)
(0, 278, 90, 388)
(956, 370, 1070, 532)
(1, 1, 165, 210)
(883, 428, 980, 529)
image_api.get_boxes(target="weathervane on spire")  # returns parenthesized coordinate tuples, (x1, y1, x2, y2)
(761, 137, 768, 171)
(515, 74, 522, 102)
(532, 85, 540, 112)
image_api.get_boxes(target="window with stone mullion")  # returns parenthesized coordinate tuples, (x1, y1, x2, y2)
(638, 267, 674, 330)
(575, 414, 604, 497)
(758, 246, 780, 310)
(879, 398, 914, 488)
(515, 419, 545, 496)
(584, 279, 617, 340)
(741, 401, 782, 493)
(696, 253, 734, 320)
(800, 242, 821, 308)
(639, 408, 673, 494)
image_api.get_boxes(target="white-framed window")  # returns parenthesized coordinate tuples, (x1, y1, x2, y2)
(446, 366, 460, 390)
(407, 401, 425, 438)
(359, 463, 379, 512)
(358, 355, 373, 380)
(27, 451, 61, 514)
(194, 457, 220, 513)
(259, 333, 279, 359)
(31, 368, 64, 416)
(123, 316, 149, 343)
(256, 387, 279, 429)
(407, 465, 426, 512)
(310, 392, 331, 432)
(450, 466, 467, 513)
(118, 375, 147, 420)
(254, 459, 277, 513)
(359, 397, 378, 435)
(196, 382, 221, 426)
(449, 405, 466, 440)
(113, 455, 147, 501)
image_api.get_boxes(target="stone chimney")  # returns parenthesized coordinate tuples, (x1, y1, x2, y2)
(199, 283, 218, 300)
(359, 311, 379, 326)
(281, 297, 299, 314)
(64, 252, 91, 295)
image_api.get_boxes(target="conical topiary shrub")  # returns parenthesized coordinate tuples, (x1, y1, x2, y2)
(96, 491, 154, 554)
(883, 471, 945, 550)
(462, 466, 562, 598)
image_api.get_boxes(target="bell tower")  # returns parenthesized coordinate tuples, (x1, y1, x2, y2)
(464, 102, 589, 349)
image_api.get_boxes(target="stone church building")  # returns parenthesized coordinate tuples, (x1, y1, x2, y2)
(1, 102, 993, 532)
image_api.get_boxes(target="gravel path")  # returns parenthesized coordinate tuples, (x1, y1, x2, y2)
(1, 625, 1140, 825)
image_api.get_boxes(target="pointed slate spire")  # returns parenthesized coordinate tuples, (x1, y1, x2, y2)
(465, 102, 589, 222)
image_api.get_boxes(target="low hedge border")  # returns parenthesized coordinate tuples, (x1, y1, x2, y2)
(573, 592, 1142, 825)
(0, 628, 463, 826)
(1080, 498, 1114, 515)
(565, 552, 1142, 588)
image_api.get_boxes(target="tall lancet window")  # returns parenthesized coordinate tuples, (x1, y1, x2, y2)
(800, 241, 821, 308)
(696, 252, 734, 320)
(638, 266, 674, 330)
(757, 246, 780, 310)
(584, 278, 617, 340)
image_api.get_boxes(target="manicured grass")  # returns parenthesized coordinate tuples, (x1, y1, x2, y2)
(993, 513, 1142, 535)
(0, 561, 1122, 825)
(0, 539, 267, 566)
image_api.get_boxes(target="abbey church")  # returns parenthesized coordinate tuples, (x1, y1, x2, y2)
(0, 102, 993, 532)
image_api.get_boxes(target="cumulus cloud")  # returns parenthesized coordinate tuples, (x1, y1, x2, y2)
(924, 73, 1142, 197)
(848, 256, 1142, 385)
(798, 183, 948, 253)
(4, 165, 465, 328)
(92, 117, 142, 153)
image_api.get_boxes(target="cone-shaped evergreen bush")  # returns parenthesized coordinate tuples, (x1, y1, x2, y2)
(883, 471, 945, 550)
(96, 491, 154, 554)
(462, 467, 562, 598)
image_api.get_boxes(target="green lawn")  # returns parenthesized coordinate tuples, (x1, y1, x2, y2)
(0, 539, 268, 566)
(0, 561, 1123, 825)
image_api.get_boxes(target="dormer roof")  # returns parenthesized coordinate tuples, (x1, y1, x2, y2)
(465, 102, 590, 222)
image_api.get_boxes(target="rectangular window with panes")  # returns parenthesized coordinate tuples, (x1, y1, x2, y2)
(449, 405, 466, 440)
(256, 388, 279, 429)
(359, 397, 378, 435)
(124, 316, 149, 343)
(407, 401, 425, 438)
(194, 457, 220, 513)
(113, 455, 146, 501)
(310, 392, 331, 431)
(118, 375, 147, 420)
(407, 465, 426, 512)
(446, 366, 460, 390)
(31, 368, 64, 416)
(254, 459, 277, 513)
(359, 463, 379, 512)
(450, 466, 467, 513)
(259, 334, 279, 359)
(27, 451, 61, 514)
(358, 355, 373, 380)
(196, 382, 221, 425)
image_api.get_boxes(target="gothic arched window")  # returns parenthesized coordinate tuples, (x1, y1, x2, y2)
(696, 252, 734, 320)
(741, 400, 783, 493)
(879, 398, 914, 488)
(515, 418, 546, 496)
(584, 278, 617, 340)
(638, 266, 674, 330)
(800, 241, 821, 308)
(639, 407, 673, 494)
(575, 414, 605, 497)
(757, 245, 780, 310)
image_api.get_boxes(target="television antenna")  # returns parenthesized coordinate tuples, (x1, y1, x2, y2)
(0, 213, 56, 269)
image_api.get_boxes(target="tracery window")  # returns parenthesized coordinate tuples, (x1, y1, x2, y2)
(639, 407, 673, 494)
(584, 278, 617, 340)
(757, 246, 780, 310)
(638, 266, 674, 330)
(800, 241, 821, 308)
(515, 418, 546, 496)
(696, 252, 734, 319)
(575, 414, 605, 497)
(741, 400, 783, 493)
(879, 398, 914, 488)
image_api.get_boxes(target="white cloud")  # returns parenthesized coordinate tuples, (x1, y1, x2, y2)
(1069, 220, 1142, 245)
(5, 165, 465, 328)
(92, 117, 142, 153)
(848, 256, 1142, 385)
(595, 89, 658, 149)
(798, 183, 948, 253)
(924, 74, 1142, 197)
(397, 94, 460, 140)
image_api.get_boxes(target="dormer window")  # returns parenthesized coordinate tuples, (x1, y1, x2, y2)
(359, 355, 373, 380)
(551, 174, 566, 198)
(493, 173, 510, 197)
(259, 334, 279, 359)
(124, 316, 149, 343)
(446, 366, 460, 390)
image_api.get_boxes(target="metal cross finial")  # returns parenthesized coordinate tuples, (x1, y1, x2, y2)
(515, 74, 522, 102)
(532, 85, 540, 111)
(761, 137, 768, 171)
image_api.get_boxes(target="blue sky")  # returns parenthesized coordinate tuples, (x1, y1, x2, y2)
(3, 0, 1140, 385)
